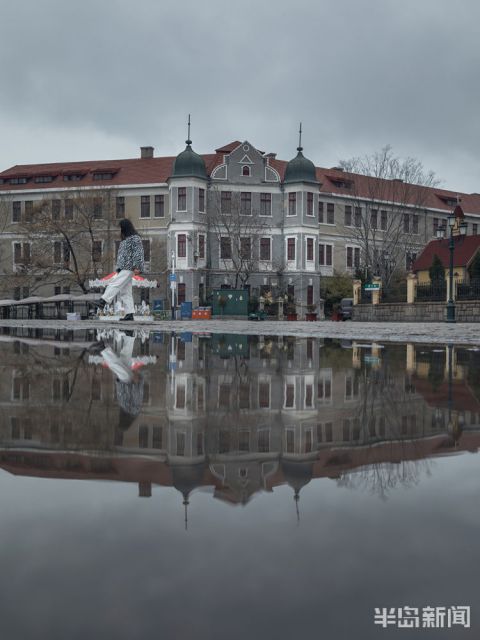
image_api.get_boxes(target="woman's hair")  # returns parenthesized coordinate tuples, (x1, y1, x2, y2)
(119, 218, 138, 240)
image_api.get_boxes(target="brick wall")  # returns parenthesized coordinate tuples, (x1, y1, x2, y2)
(352, 301, 480, 322)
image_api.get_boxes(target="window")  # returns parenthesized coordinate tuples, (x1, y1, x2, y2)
(287, 238, 296, 261)
(198, 234, 205, 259)
(258, 382, 270, 408)
(178, 283, 186, 305)
(52, 199, 61, 220)
(345, 205, 352, 226)
(221, 191, 231, 214)
(474, 223, 478, 235)
(288, 192, 297, 216)
(381, 210, 388, 230)
(405, 251, 417, 270)
(54, 241, 70, 267)
(240, 236, 251, 259)
(242, 165, 250, 176)
(220, 237, 232, 259)
(12, 201, 21, 223)
(239, 430, 250, 451)
(93, 198, 103, 219)
(64, 199, 73, 220)
(141, 195, 150, 218)
(177, 187, 187, 211)
(142, 240, 151, 263)
(306, 237, 314, 261)
(318, 200, 324, 223)
(307, 285, 313, 305)
(92, 241, 102, 262)
(319, 243, 333, 266)
(34, 175, 54, 183)
(198, 188, 205, 212)
(285, 383, 295, 408)
(150, 194, 163, 219)
(14, 242, 31, 265)
(370, 209, 378, 229)
(176, 430, 187, 456)
(260, 193, 272, 216)
(307, 192, 314, 216)
(412, 214, 419, 234)
(327, 202, 334, 224)
(258, 430, 270, 453)
(116, 196, 125, 219)
(346, 246, 360, 268)
(260, 237, 271, 261)
(177, 234, 186, 258)
(24, 201, 33, 223)
(93, 172, 114, 180)
(354, 207, 362, 228)
(240, 192, 252, 215)
(63, 174, 83, 182)
(403, 213, 410, 233)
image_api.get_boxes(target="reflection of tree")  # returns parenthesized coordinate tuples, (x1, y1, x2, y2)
(337, 458, 432, 500)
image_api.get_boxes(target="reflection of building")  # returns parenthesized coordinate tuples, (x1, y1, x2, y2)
(1, 331, 480, 508)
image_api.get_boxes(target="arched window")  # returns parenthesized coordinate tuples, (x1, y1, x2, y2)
(242, 165, 251, 177)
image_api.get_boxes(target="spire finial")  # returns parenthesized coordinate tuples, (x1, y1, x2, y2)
(294, 490, 300, 525)
(297, 122, 303, 152)
(186, 114, 192, 146)
(183, 496, 189, 531)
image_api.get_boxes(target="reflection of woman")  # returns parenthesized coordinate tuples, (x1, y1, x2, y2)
(91, 219, 145, 322)
(101, 330, 144, 417)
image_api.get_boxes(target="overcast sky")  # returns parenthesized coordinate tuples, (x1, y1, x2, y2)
(1, 0, 479, 192)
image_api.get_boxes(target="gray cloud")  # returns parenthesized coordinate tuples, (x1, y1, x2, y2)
(1, 0, 480, 191)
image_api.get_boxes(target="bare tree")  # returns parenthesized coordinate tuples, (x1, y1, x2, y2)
(338, 145, 440, 290)
(10, 188, 118, 295)
(207, 189, 273, 289)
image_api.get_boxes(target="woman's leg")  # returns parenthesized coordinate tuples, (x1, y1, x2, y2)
(117, 274, 135, 315)
(102, 270, 133, 307)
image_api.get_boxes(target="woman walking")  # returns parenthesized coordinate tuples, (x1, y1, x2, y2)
(91, 219, 145, 321)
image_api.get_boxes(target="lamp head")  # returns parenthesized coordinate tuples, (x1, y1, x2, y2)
(448, 214, 455, 228)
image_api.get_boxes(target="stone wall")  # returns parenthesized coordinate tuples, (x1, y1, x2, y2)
(352, 301, 480, 322)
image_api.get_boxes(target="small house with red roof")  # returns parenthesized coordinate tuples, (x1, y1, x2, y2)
(412, 208, 480, 284)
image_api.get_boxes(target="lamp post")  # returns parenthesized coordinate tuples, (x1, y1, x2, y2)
(170, 250, 176, 320)
(435, 208, 467, 323)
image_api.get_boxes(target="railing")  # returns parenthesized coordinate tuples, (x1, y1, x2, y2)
(360, 290, 372, 304)
(415, 282, 446, 302)
(456, 279, 480, 300)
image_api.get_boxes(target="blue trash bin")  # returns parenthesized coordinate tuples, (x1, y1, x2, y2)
(153, 299, 164, 312)
(180, 301, 192, 319)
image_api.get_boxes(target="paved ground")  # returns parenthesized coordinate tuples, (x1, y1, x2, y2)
(1, 318, 480, 345)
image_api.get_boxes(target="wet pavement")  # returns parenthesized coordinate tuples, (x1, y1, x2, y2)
(1, 318, 480, 344)
(0, 328, 478, 639)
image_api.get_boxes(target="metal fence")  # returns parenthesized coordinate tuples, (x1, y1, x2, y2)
(456, 279, 480, 300)
(415, 282, 447, 302)
(382, 285, 407, 303)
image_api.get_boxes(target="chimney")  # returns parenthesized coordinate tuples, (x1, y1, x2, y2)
(266, 152, 276, 159)
(140, 146, 154, 159)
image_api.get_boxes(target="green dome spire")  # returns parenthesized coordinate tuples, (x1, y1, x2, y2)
(284, 123, 318, 184)
(172, 115, 207, 180)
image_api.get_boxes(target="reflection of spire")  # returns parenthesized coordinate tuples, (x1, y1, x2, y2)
(183, 495, 189, 531)
(294, 489, 300, 525)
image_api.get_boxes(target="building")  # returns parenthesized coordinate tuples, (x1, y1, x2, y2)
(2, 135, 480, 314)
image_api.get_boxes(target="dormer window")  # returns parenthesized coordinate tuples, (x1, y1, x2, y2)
(9, 177, 29, 185)
(242, 165, 251, 177)
(93, 173, 114, 180)
(34, 175, 55, 183)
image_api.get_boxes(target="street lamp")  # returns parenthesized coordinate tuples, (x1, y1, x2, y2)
(170, 250, 176, 320)
(435, 207, 467, 323)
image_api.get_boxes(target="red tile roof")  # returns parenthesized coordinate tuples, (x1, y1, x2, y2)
(2, 141, 480, 216)
(412, 235, 480, 271)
